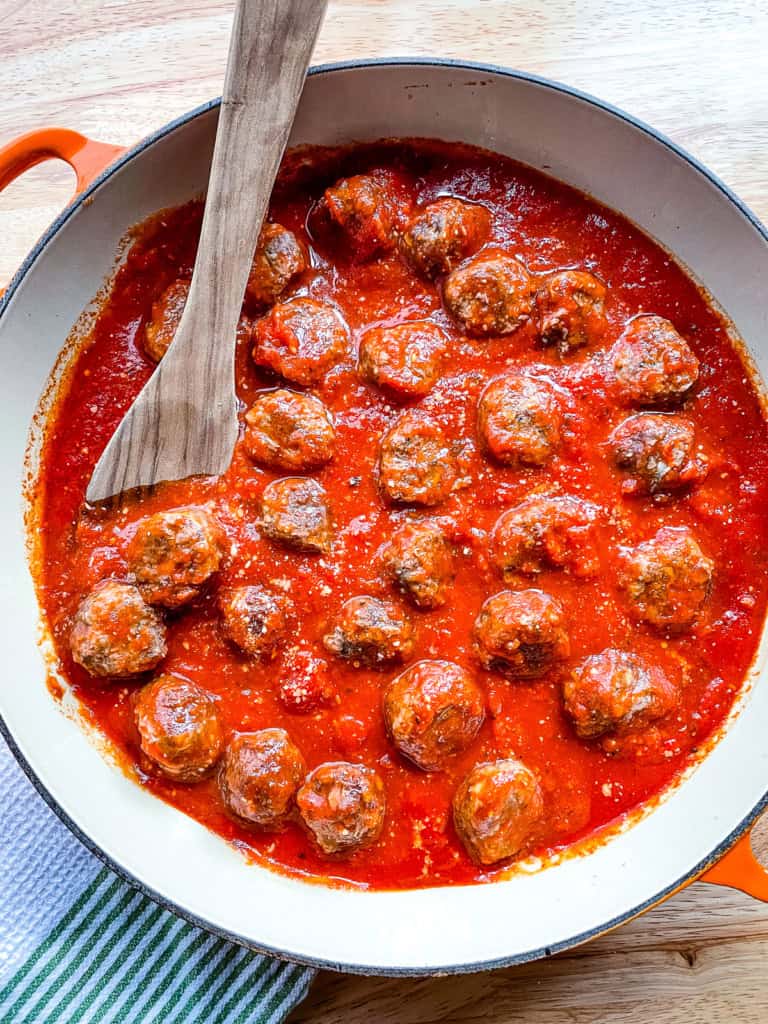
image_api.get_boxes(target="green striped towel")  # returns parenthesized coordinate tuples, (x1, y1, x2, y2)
(0, 737, 315, 1023)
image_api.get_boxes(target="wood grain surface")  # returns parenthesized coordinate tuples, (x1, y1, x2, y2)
(1, 1, 767, 1021)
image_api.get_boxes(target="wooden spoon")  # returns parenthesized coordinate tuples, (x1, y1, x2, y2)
(86, 0, 327, 504)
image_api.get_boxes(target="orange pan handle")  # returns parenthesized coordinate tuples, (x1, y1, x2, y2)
(0, 127, 125, 196)
(699, 828, 768, 901)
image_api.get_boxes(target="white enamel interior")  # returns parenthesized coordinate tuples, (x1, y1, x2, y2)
(1, 63, 768, 974)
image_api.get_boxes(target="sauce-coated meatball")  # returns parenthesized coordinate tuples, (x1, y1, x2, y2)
(128, 507, 224, 608)
(621, 526, 714, 631)
(259, 477, 332, 554)
(244, 389, 335, 471)
(400, 197, 491, 279)
(378, 410, 457, 506)
(453, 759, 543, 865)
(536, 270, 607, 355)
(383, 660, 485, 771)
(478, 373, 563, 467)
(358, 321, 447, 401)
(135, 674, 222, 781)
(323, 171, 400, 260)
(473, 589, 570, 679)
(323, 595, 415, 668)
(70, 580, 167, 678)
(219, 584, 288, 659)
(245, 222, 306, 308)
(609, 315, 699, 406)
(380, 520, 454, 608)
(297, 761, 386, 854)
(563, 649, 679, 740)
(609, 412, 707, 495)
(143, 279, 189, 362)
(252, 297, 350, 385)
(443, 251, 534, 336)
(490, 495, 600, 578)
(218, 729, 305, 828)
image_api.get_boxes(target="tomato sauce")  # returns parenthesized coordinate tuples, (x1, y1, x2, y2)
(34, 141, 768, 889)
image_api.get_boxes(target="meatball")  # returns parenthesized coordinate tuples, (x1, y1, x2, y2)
(70, 580, 167, 679)
(490, 495, 600, 578)
(259, 477, 332, 553)
(245, 222, 306, 308)
(383, 660, 485, 771)
(378, 410, 457, 506)
(323, 171, 400, 260)
(252, 297, 350, 386)
(536, 270, 607, 355)
(478, 373, 563, 468)
(135, 674, 222, 782)
(620, 526, 714, 631)
(323, 595, 415, 668)
(243, 389, 335, 471)
(400, 197, 491, 279)
(609, 413, 708, 495)
(563, 649, 679, 740)
(219, 585, 288, 659)
(358, 321, 447, 401)
(473, 589, 570, 679)
(453, 759, 543, 865)
(143, 279, 188, 362)
(379, 520, 454, 609)
(297, 761, 386, 854)
(218, 729, 305, 828)
(443, 251, 534, 336)
(609, 315, 699, 406)
(128, 507, 224, 609)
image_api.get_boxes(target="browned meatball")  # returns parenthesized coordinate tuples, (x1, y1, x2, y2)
(323, 171, 400, 260)
(609, 413, 708, 495)
(70, 580, 167, 678)
(219, 585, 288, 659)
(400, 197, 491, 279)
(358, 322, 447, 401)
(379, 520, 454, 609)
(609, 315, 699, 406)
(243, 389, 335, 471)
(383, 660, 485, 771)
(135, 674, 222, 782)
(490, 495, 600, 578)
(252, 297, 350, 386)
(443, 251, 534, 336)
(378, 410, 457, 506)
(323, 596, 415, 668)
(563, 649, 679, 740)
(473, 589, 570, 679)
(620, 526, 714, 631)
(478, 373, 563, 468)
(143, 278, 189, 362)
(453, 759, 543, 865)
(218, 729, 305, 828)
(297, 761, 386, 854)
(245, 223, 306, 308)
(536, 270, 607, 355)
(128, 507, 224, 609)
(259, 477, 332, 554)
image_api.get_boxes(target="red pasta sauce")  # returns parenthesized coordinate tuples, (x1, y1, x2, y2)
(32, 141, 768, 889)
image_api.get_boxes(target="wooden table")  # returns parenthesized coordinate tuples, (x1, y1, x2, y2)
(2, 2, 767, 1020)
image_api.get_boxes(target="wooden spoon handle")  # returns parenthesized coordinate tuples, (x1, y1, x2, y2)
(175, 0, 327, 380)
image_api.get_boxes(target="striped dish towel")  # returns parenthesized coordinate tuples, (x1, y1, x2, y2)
(0, 736, 315, 1023)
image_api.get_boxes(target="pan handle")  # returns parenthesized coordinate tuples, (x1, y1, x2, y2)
(699, 828, 768, 901)
(0, 128, 125, 195)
